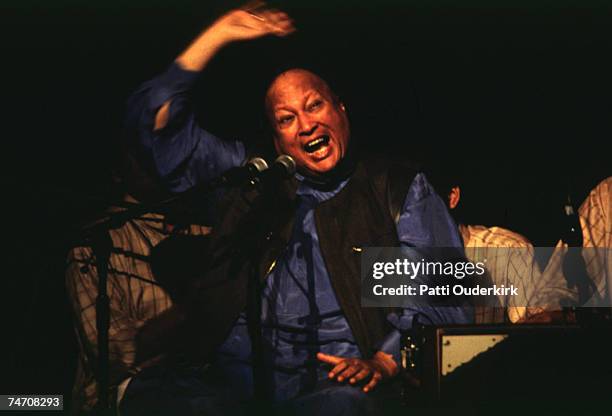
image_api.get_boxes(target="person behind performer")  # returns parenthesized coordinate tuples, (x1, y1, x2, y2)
(426, 162, 575, 323)
(125, 4, 472, 415)
(578, 176, 612, 304)
(65, 146, 211, 413)
(514, 175, 612, 323)
(523, 176, 612, 323)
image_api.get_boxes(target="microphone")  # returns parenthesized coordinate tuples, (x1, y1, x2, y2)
(251, 155, 296, 189)
(149, 157, 269, 213)
(210, 157, 269, 188)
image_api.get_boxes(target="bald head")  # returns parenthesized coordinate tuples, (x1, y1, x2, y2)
(265, 69, 338, 121)
(264, 68, 350, 176)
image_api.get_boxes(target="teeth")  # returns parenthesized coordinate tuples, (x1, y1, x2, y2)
(307, 138, 325, 149)
(305, 135, 329, 152)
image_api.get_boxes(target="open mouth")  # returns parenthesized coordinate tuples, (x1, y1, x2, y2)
(303, 135, 330, 154)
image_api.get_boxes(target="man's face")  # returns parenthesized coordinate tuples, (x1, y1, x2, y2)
(266, 70, 350, 176)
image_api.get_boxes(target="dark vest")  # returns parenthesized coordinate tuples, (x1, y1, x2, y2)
(188, 158, 417, 360)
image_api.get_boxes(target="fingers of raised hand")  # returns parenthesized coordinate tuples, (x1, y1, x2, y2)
(257, 10, 294, 36)
(217, 6, 292, 40)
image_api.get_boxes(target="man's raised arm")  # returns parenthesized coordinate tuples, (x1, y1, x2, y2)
(125, 5, 294, 192)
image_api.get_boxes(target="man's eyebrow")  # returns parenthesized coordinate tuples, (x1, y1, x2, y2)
(273, 105, 295, 113)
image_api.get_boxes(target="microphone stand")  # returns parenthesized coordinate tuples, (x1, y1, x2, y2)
(240, 158, 296, 408)
(204, 159, 296, 410)
(212, 175, 288, 410)
(243, 186, 280, 410)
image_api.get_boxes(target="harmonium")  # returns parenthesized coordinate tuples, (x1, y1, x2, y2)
(400, 323, 612, 405)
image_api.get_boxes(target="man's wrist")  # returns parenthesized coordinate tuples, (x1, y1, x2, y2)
(373, 350, 399, 378)
(202, 24, 233, 49)
(176, 27, 228, 72)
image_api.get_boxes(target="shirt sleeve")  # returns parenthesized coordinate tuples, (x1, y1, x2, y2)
(125, 62, 246, 193)
(377, 173, 473, 362)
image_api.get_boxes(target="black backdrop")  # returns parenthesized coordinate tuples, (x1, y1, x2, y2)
(1, 0, 610, 406)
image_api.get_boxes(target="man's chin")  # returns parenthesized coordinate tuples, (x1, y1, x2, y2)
(305, 157, 339, 176)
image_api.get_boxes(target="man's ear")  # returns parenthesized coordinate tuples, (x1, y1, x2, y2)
(340, 102, 346, 112)
(448, 186, 461, 210)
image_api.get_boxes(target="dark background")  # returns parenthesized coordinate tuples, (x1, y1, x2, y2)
(1, 0, 610, 409)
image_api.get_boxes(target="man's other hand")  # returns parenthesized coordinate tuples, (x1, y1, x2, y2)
(317, 351, 399, 393)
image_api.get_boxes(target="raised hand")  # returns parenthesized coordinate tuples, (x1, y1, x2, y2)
(212, 2, 295, 43)
(176, 2, 294, 72)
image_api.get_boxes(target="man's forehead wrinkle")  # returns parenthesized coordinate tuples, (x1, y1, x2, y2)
(274, 68, 324, 86)
(272, 90, 318, 112)
(267, 69, 332, 100)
